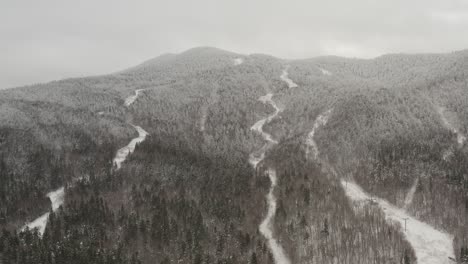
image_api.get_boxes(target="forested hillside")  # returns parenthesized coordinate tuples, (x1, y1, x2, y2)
(1, 47, 467, 263)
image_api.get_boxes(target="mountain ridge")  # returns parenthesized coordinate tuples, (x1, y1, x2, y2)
(1, 46, 468, 263)
(4, 46, 468, 90)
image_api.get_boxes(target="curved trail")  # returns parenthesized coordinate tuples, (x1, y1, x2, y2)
(115, 89, 149, 169)
(250, 67, 297, 264)
(280, 66, 298, 88)
(249, 93, 290, 264)
(305, 110, 332, 160)
(124, 89, 147, 107)
(22, 89, 148, 235)
(113, 125, 148, 170)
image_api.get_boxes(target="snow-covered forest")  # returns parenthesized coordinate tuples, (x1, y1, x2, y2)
(1, 47, 468, 263)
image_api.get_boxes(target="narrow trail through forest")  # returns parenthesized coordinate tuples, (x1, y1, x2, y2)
(305, 110, 332, 160)
(341, 180, 454, 264)
(22, 89, 149, 236)
(113, 125, 148, 170)
(306, 108, 455, 264)
(403, 177, 419, 210)
(115, 90, 149, 170)
(124, 89, 147, 107)
(280, 66, 298, 88)
(249, 67, 297, 264)
(438, 106, 466, 162)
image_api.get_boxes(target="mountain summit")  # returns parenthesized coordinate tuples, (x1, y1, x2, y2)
(1, 47, 467, 263)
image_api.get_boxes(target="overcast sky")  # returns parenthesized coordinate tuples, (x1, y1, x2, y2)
(1, 0, 468, 89)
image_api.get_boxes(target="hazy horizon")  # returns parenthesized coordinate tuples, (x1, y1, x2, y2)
(2, 0, 468, 89)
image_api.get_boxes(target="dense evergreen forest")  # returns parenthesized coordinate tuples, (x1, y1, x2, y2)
(1, 47, 468, 263)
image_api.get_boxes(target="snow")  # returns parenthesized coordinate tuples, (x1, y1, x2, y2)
(305, 110, 332, 159)
(22, 88, 149, 237)
(457, 133, 466, 146)
(319, 67, 332, 76)
(250, 93, 281, 148)
(342, 180, 455, 264)
(124, 89, 146, 107)
(249, 94, 280, 164)
(47, 187, 65, 211)
(234, 58, 244, 65)
(249, 91, 291, 264)
(199, 109, 208, 132)
(259, 168, 291, 264)
(280, 66, 298, 88)
(113, 125, 149, 170)
(22, 187, 65, 236)
(23, 213, 49, 235)
(403, 178, 418, 210)
(438, 106, 466, 147)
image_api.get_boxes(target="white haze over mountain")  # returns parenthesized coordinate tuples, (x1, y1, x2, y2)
(1, 0, 468, 88)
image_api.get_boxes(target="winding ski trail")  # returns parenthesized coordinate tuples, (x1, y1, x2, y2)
(22, 89, 149, 236)
(115, 89, 150, 170)
(305, 110, 332, 160)
(124, 89, 147, 107)
(249, 68, 296, 264)
(259, 168, 291, 264)
(280, 66, 298, 88)
(342, 180, 455, 264)
(248, 93, 281, 168)
(113, 125, 149, 170)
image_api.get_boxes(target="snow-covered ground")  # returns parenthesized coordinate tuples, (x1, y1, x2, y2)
(259, 168, 291, 264)
(249, 91, 291, 264)
(280, 66, 298, 88)
(22, 187, 65, 236)
(249, 93, 281, 167)
(124, 89, 146, 107)
(47, 187, 65, 211)
(22, 88, 149, 236)
(113, 125, 149, 170)
(342, 180, 455, 264)
(199, 109, 208, 132)
(318, 67, 332, 76)
(438, 107, 466, 147)
(403, 177, 419, 210)
(438, 107, 465, 162)
(234, 58, 244, 65)
(305, 110, 332, 159)
(23, 213, 49, 235)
